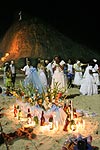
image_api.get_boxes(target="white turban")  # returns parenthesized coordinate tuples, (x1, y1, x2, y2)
(93, 59, 97, 62)
(77, 60, 80, 64)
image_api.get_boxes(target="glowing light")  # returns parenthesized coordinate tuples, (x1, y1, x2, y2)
(1, 57, 5, 62)
(5, 53, 10, 57)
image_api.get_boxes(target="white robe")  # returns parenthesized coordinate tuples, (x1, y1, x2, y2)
(51, 60, 67, 90)
(80, 66, 98, 95)
(38, 69, 48, 92)
(92, 64, 100, 85)
(73, 63, 82, 86)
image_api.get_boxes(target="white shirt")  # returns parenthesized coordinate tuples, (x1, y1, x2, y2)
(46, 63, 53, 76)
(52, 60, 65, 73)
(21, 65, 30, 76)
(10, 64, 16, 74)
(67, 64, 73, 74)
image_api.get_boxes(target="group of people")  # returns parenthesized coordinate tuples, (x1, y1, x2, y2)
(73, 59, 100, 95)
(2, 56, 100, 96)
(20, 56, 68, 94)
(21, 56, 100, 96)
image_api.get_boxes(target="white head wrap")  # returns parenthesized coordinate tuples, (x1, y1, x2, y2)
(93, 59, 97, 62)
(77, 60, 80, 64)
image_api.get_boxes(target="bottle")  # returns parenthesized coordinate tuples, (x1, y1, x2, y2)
(67, 106, 71, 120)
(27, 108, 32, 124)
(33, 116, 39, 125)
(70, 101, 73, 120)
(63, 116, 70, 132)
(73, 108, 77, 118)
(63, 103, 66, 112)
(65, 100, 69, 113)
(40, 111, 45, 126)
(18, 110, 22, 120)
(68, 100, 73, 120)
(27, 108, 31, 118)
(16, 105, 19, 109)
(49, 115, 53, 130)
(16, 105, 20, 113)
(68, 100, 72, 109)
(14, 105, 17, 117)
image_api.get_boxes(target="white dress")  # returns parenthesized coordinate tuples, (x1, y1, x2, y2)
(23, 66, 45, 94)
(38, 68, 48, 92)
(92, 64, 100, 85)
(51, 60, 67, 90)
(80, 66, 98, 95)
(73, 63, 83, 86)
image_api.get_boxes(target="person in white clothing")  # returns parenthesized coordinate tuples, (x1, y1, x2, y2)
(80, 65, 98, 96)
(92, 59, 100, 86)
(21, 60, 32, 86)
(45, 59, 53, 87)
(21, 60, 45, 94)
(37, 62, 48, 92)
(66, 59, 74, 88)
(73, 60, 83, 87)
(51, 55, 67, 91)
(3, 62, 9, 86)
(21, 60, 30, 77)
(10, 60, 16, 89)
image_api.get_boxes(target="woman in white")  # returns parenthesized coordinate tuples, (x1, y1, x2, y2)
(37, 62, 48, 93)
(51, 56, 67, 90)
(21, 60, 44, 94)
(21, 60, 31, 86)
(45, 59, 53, 88)
(92, 59, 100, 86)
(80, 65, 98, 96)
(66, 59, 74, 88)
(73, 60, 83, 86)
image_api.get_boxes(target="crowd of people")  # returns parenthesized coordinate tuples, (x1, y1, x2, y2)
(2, 56, 100, 96)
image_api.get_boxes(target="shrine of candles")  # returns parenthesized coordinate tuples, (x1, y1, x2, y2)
(8, 95, 86, 134)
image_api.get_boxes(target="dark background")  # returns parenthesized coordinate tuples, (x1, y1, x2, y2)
(0, 1, 99, 53)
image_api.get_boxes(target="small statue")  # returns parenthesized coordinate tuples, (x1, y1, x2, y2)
(19, 11, 22, 21)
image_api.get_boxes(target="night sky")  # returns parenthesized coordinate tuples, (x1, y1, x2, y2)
(0, 1, 99, 53)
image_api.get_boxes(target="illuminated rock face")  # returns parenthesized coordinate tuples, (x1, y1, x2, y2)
(1, 19, 70, 62)
(0, 18, 99, 63)
(0, 20, 46, 61)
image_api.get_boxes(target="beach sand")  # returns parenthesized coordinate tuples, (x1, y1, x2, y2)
(0, 75, 100, 150)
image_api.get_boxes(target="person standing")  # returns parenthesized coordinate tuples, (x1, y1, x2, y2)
(92, 59, 100, 86)
(51, 55, 67, 91)
(80, 65, 98, 95)
(21, 60, 30, 78)
(21, 59, 44, 94)
(37, 62, 48, 93)
(66, 59, 74, 88)
(21, 60, 33, 87)
(5, 63, 12, 95)
(3, 62, 9, 86)
(45, 59, 53, 88)
(10, 60, 16, 89)
(73, 60, 83, 88)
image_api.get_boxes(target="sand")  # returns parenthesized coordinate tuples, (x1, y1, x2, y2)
(0, 75, 100, 150)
